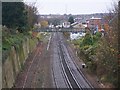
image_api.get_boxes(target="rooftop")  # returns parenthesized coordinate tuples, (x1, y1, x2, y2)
(90, 17, 102, 20)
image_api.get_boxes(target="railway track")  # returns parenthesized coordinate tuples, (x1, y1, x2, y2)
(22, 43, 42, 88)
(15, 32, 94, 88)
(56, 32, 94, 89)
(19, 33, 93, 90)
(58, 40, 81, 88)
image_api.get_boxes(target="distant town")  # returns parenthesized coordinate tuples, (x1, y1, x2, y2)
(34, 13, 113, 34)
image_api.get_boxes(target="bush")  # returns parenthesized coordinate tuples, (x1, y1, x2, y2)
(77, 32, 102, 74)
(95, 38, 118, 86)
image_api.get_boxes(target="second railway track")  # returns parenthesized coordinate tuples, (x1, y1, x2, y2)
(58, 40, 81, 88)
(56, 32, 94, 89)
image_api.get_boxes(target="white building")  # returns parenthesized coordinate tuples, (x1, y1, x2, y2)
(63, 22, 70, 28)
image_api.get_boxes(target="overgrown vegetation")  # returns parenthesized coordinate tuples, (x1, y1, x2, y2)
(72, 29, 118, 87)
(2, 2, 38, 33)
(2, 2, 27, 32)
(2, 2, 39, 61)
(71, 3, 119, 87)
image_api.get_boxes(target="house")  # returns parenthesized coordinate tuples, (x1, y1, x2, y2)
(63, 21, 70, 28)
(71, 22, 86, 29)
(74, 18, 82, 23)
(88, 17, 102, 31)
(34, 23, 41, 29)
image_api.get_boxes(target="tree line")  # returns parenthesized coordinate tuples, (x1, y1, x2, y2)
(2, 1, 38, 33)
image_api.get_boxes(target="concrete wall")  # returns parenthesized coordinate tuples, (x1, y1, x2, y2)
(2, 38, 38, 88)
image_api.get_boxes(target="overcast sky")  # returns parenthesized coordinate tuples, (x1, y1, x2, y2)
(24, 0, 117, 15)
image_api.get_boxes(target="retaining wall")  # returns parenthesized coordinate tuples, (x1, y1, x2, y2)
(2, 38, 38, 88)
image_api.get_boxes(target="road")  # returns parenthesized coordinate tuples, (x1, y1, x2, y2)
(14, 32, 94, 89)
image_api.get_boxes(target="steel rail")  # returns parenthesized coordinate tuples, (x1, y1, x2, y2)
(56, 32, 82, 89)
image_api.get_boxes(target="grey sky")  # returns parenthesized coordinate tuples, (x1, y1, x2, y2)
(24, 0, 117, 15)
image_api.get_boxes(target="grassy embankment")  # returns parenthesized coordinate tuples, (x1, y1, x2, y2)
(2, 26, 48, 63)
